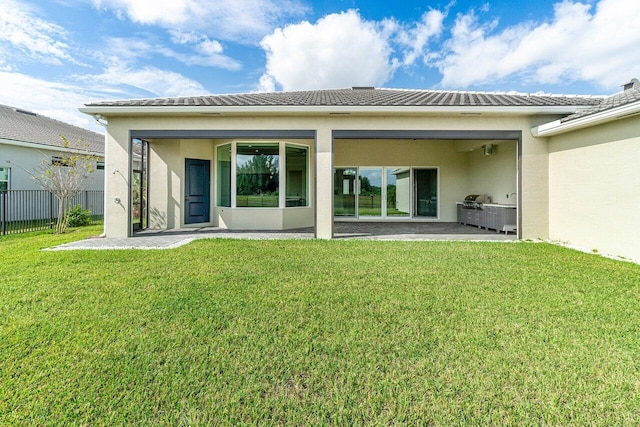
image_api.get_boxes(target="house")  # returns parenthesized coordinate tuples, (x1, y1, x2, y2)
(79, 80, 640, 262)
(0, 104, 105, 191)
(0, 104, 106, 230)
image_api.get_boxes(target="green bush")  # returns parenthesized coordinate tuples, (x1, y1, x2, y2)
(66, 204, 92, 227)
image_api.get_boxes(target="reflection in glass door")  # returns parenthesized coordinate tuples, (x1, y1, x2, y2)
(334, 168, 356, 216)
(358, 168, 382, 217)
(386, 168, 410, 217)
(132, 139, 148, 231)
(414, 168, 438, 217)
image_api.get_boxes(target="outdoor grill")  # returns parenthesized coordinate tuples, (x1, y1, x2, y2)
(462, 194, 491, 209)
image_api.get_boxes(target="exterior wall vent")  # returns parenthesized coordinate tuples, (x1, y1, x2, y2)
(622, 78, 640, 91)
(14, 108, 37, 116)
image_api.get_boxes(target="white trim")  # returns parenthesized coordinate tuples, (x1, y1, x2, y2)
(0, 137, 103, 156)
(531, 100, 640, 137)
(285, 142, 311, 208)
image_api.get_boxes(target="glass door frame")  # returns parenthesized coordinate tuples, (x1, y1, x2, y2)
(334, 166, 439, 220)
(131, 139, 148, 233)
(357, 167, 383, 218)
(413, 167, 440, 219)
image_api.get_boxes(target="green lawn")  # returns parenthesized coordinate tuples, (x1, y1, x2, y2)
(1, 226, 639, 425)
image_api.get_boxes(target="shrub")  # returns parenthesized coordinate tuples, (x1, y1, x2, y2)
(67, 204, 92, 227)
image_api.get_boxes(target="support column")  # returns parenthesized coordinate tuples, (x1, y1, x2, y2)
(315, 128, 333, 239)
(104, 124, 131, 238)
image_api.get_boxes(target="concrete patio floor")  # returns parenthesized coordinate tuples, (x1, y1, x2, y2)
(49, 222, 517, 250)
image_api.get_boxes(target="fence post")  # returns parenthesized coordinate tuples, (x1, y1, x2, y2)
(1, 191, 6, 236)
(49, 192, 54, 229)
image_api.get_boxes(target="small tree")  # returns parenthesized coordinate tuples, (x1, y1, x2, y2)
(24, 136, 97, 233)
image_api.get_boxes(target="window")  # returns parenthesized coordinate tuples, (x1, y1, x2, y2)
(285, 145, 308, 207)
(51, 156, 74, 167)
(96, 161, 105, 170)
(217, 142, 309, 209)
(217, 144, 231, 207)
(236, 143, 279, 207)
(0, 167, 9, 191)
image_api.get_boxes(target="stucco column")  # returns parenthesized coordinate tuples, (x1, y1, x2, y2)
(104, 124, 131, 238)
(315, 127, 333, 239)
(520, 131, 549, 240)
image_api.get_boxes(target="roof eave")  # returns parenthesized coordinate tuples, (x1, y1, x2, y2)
(79, 104, 596, 117)
(0, 137, 104, 155)
(532, 100, 640, 137)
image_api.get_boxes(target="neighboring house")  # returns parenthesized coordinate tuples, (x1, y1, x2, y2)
(0, 104, 105, 191)
(79, 80, 640, 262)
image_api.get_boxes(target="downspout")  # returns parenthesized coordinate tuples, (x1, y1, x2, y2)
(92, 114, 108, 237)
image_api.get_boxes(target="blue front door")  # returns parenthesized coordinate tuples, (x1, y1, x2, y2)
(185, 158, 210, 224)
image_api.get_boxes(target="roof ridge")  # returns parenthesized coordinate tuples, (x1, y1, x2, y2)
(378, 87, 606, 98)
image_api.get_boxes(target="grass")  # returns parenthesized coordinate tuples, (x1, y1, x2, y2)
(1, 226, 639, 425)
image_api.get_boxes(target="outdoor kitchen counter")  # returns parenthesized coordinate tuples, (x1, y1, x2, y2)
(457, 203, 517, 234)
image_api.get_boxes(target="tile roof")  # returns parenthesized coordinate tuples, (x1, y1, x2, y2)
(0, 104, 104, 154)
(561, 80, 640, 122)
(85, 87, 603, 109)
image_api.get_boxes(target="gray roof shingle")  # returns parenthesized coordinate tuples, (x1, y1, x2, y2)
(561, 80, 640, 122)
(0, 104, 104, 154)
(85, 87, 603, 109)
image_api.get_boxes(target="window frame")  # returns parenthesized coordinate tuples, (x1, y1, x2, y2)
(0, 167, 10, 192)
(333, 166, 439, 219)
(51, 156, 75, 167)
(216, 141, 310, 209)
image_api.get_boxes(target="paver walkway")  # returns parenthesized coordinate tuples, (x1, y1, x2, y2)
(48, 222, 516, 251)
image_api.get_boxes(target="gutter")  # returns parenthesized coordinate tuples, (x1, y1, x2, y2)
(532, 99, 640, 137)
(0, 137, 103, 156)
(79, 104, 599, 117)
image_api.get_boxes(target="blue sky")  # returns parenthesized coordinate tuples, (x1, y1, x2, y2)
(1, 0, 639, 133)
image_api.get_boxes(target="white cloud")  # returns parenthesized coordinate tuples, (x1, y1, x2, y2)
(435, 0, 640, 90)
(0, 71, 106, 133)
(0, 64, 207, 136)
(395, 9, 445, 66)
(168, 31, 241, 70)
(0, 0, 73, 65)
(91, 0, 308, 43)
(90, 66, 207, 97)
(259, 10, 396, 91)
(96, 35, 241, 70)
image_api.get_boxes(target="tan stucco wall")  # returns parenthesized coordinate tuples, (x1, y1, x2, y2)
(547, 116, 640, 262)
(467, 141, 518, 205)
(102, 114, 552, 239)
(103, 122, 130, 238)
(147, 138, 216, 230)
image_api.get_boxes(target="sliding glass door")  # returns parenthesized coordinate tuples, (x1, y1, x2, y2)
(414, 168, 438, 217)
(334, 167, 437, 219)
(358, 168, 382, 217)
(386, 168, 410, 217)
(334, 168, 356, 217)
